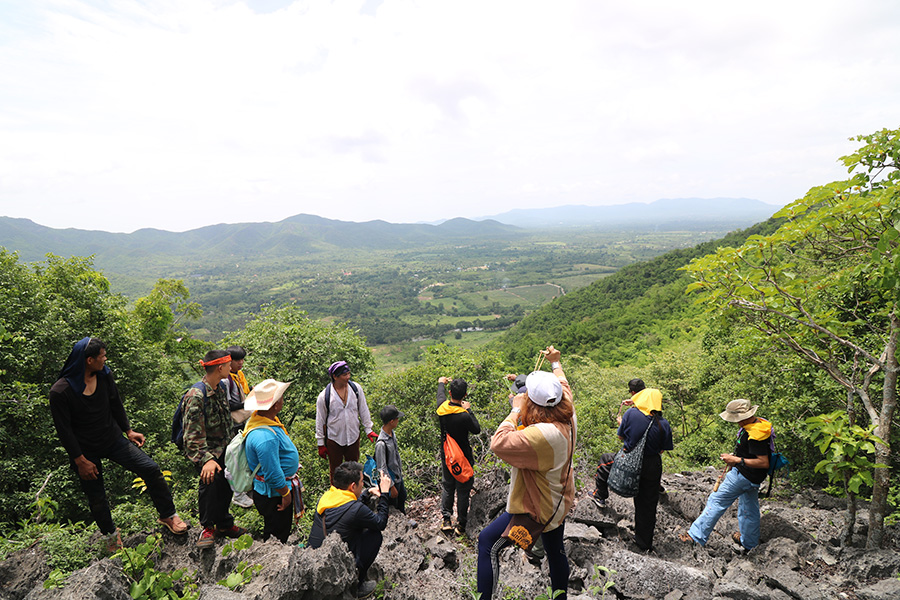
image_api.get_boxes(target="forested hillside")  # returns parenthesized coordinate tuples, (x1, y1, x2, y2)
(492, 218, 782, 370)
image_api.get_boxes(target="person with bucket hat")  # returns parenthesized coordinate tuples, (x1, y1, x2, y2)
(243, 379, 300, 542)
(686, 399, 772, 551)
(315, 360, 376, 484)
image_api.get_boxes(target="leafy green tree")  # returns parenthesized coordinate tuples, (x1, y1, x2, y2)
(132, 279, 202, 343)
(684, 127, 900, 547)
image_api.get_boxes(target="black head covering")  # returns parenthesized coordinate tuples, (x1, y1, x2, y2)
(59, 337, 110, 394)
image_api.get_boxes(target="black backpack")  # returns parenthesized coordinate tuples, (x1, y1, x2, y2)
(171, 381, 208, 450)
(323, 381, 360, 441)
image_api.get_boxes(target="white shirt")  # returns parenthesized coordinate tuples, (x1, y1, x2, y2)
(314, 381, 374, 446)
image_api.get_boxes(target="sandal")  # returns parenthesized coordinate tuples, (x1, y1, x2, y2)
(158, 515, 190, 535)
(678, 532, 694, 543)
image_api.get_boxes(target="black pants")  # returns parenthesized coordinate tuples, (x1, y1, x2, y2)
(75, 436, 177, 534)
(195, 454, 234, 529)
(440, 466, 474, 527)
(389, 479, 407, 513)
(594, 451, 662, 550)
(252, 490, 293, 543)
(354, 529, 383, 583)
(592, 452, 616, 501)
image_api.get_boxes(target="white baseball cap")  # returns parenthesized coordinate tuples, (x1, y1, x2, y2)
(525, 371, 563, 407)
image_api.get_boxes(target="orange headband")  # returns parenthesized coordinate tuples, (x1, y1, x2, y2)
(200, 355, 231, 367)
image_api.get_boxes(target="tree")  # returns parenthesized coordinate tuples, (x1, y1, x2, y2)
(684, 127, 900, 547)
(132, 279, 202, 343)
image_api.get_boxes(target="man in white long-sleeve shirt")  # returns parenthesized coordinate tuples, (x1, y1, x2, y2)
(316, 360, 377, 484)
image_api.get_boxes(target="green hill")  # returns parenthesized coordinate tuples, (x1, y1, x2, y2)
(492, 218, 783, 369)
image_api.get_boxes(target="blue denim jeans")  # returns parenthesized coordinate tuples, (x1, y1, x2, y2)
(688, 467, 761, 549)
(75, 436, 176, 534)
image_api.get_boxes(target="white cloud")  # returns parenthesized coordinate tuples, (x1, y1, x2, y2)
(0, 0, 898, 232)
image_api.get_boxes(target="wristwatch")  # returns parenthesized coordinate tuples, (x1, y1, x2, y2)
(550, 361, 561, 370)
(740, 458, 746, 468)
(510, 407, 521, 414)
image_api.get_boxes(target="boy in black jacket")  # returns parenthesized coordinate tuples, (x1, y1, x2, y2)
(436, 376, 481, 535)
(309, 461, 393, 598)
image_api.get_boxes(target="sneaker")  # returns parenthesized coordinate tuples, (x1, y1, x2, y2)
(105, 529, 123, 554)
(731, 531, 746, 551)
(523, 549, 542, 566)
(441, 518, 453, 534)
(216, 524, 248, 538)
(232, 491, 254, 509)
(591, 495, 606, 509)
(453, 525, 466, 537)
(356, 579, 377, 598)
(196, 527, 216, 549)
(407, 519, 418, 529)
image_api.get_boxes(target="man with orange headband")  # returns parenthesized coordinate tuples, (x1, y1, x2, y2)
(592, 378, 673, 552)
(182, 349, 246, 548)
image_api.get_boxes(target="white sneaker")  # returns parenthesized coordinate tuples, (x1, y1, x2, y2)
(232, 491, 254, 508)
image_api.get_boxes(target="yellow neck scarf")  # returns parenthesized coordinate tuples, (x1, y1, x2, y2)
(632, 388, 662, 416)
(230, 371, 250, 395)
(437, 400, 467, 416)
(742, 418, 772, 441)
(316, 486, 358, 514)
(244, 413, 287, 436)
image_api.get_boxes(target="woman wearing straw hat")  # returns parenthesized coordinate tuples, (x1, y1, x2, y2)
(477, 346, 576, 600)
(244, 379, 300, 543)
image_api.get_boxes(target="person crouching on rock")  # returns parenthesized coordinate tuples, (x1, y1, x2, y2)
(243, 379, 299, 543)
(477, 346, 576, 600)
(308, 461, 393, 599)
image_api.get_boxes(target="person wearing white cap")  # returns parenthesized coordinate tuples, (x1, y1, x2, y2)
(477, 345, 576, 600)
(686, 399, 772, 551)
(243, 379, 300, 543)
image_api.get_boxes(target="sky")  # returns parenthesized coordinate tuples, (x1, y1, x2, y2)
(1, 0, 898, 234)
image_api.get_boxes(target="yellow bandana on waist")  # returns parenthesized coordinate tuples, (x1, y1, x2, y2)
(632, 388, 662, 416)
(316, 486, 357, 514)
(437, 400, 468, 416)
(244, 413, 287, 436)
(742, 418, 772, 441)
(231, 371, 250, 395)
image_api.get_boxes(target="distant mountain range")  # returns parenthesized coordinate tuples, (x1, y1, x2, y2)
(0, 198, 777, 263)
(478, 197, 780, 228)
(0, 214, 519, 263)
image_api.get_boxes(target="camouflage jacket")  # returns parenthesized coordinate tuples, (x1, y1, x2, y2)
(182, 379, 232, 465)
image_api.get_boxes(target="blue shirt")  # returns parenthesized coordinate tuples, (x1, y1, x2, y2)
(245, 426, 300, 498)
(617, 407, 674, 456)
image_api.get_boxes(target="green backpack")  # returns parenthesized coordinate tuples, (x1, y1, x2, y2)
(224, 426, 272, 493)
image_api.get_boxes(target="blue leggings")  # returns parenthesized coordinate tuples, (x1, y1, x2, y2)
(477, 512, 569, 600)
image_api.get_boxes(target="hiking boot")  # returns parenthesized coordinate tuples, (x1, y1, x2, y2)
(356, 579, 377, 598)
(104, 529, 123, 554)
(441, 518, 453, 534)
(453, 525, 466, 537)
(196, 527, 216, 549)
(591, 495, 606, 509)
(731, 531, 747, 551)
(216, 524, 247, 538)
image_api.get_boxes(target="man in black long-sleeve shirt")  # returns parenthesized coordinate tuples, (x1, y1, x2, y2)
(49, 338, 188, 550)
(309, 461, 392, 598)
(436, 376, 481, 536)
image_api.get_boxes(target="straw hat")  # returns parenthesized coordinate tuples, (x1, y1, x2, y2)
(244, 379, 291, 411)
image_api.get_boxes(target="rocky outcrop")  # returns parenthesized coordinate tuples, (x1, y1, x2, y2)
(2, 468, 899, 600)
